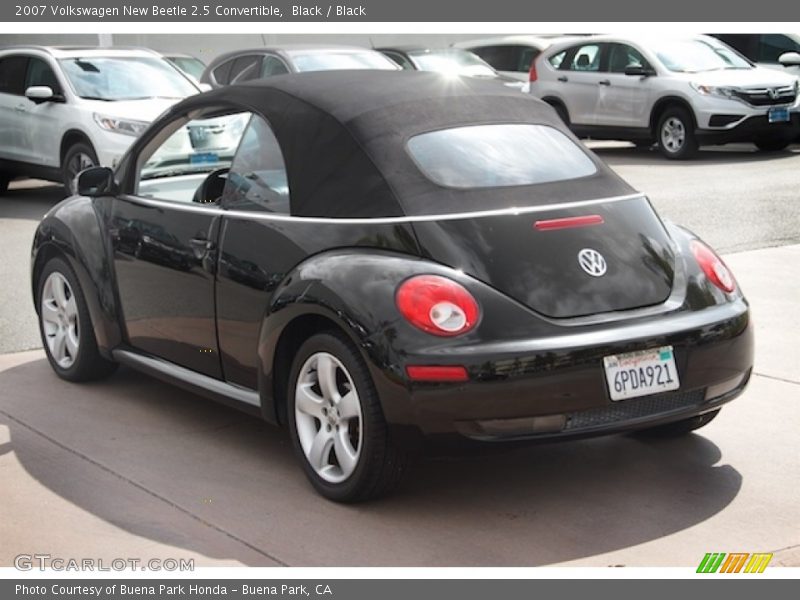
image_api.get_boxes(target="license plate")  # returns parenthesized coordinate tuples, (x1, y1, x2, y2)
(768, 107, 790, 123)
(603, 346, 680, 401)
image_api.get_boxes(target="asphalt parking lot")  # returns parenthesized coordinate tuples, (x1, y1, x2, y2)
(1, 143, 799, 567)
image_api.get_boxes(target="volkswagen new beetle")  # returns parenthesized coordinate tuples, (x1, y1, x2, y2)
(31, 71, 753, 501)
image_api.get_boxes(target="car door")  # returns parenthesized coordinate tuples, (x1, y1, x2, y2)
(0, 55, 30, 162)
(556, 42, 606, 125)
(110, 108, 251, 377)
(18, 56, 68, 167)
(598, 43, 655, 128)
(214, 113, 293, 389)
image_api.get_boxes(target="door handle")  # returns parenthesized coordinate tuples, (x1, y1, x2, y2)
(14, 105, 27, 112)
(557, 76, 568, 82)
(598, 79, 611, 86)
(190, 237, 216, 251)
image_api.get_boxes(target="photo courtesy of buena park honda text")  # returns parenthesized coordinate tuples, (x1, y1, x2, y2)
(0, 0, 797, 597)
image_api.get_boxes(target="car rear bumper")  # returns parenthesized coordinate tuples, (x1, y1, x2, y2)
(379, 299, 753, 448)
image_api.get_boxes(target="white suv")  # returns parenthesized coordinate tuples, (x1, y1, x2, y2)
(0, 46, 201, 195)
(529, 34, 800, 158)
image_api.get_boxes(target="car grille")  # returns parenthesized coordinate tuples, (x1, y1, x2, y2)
(731, 86, 796, 107)
(564, 389, 706, 431)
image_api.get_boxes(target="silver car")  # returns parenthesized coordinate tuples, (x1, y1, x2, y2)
(529, 34, 800, 158)
(200, 44, 399, 88)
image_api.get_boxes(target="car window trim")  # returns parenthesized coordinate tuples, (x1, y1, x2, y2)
(116, 191, 645, 224)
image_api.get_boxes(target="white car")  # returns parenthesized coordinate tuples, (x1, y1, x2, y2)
(452, 35, 560, 83)
(200, 45, 400, 88)
(529, 34, 800, 158)
(0, 46, 202, 195)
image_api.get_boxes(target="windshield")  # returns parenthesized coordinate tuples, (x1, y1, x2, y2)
(653, 40, 752, 73)
(410, 49, 498, 78)
(407, 124, 597, 189)
(59, 56, 198, 101)
(291, 51, 398, 73)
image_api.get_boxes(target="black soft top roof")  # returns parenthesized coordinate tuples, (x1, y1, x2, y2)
(164, 70, 636, 218)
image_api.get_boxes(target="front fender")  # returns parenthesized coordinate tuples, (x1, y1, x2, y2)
(31, 195, 122, 358)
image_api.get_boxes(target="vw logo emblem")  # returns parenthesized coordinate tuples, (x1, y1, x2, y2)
(768, 88, 780, 99)
(577, 248, 607, 277)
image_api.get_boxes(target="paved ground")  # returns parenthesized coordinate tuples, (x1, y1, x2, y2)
(0, 144, 798, 567)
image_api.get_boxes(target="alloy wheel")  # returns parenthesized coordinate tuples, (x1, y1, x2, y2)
(294, 352, 363, 483)
(660, 117, 686, 153)
(40, 271, 80, 369)
(67, 152, 96, 191)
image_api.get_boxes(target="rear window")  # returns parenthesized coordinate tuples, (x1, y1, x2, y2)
(406, 124, 597, 189)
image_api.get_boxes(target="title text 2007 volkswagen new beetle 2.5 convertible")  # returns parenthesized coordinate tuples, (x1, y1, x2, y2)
(31, 71, 753, 501)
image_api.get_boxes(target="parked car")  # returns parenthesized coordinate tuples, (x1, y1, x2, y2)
(709, 34, 800, 76)
(377, 46, 525, 90)
(162, 53, 206, 81)
(452, 35, 558, 83)
(529, 34, 800, 158)
(32, 71, 753, 501)
(0, 46, 202, 195)
(200, 44, 399, 88)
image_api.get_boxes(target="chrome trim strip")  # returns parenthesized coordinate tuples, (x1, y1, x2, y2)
(118, 192, 646, 225)
(113, 349, 260, 408)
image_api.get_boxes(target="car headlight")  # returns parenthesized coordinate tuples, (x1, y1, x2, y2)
(93, 114, 149, 137)
(690, 83, 737, 99)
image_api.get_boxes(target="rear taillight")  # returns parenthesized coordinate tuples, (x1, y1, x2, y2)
(395, 275, 480, 336)
(691, 240, 735, 293)
(529, 56, 538, 82)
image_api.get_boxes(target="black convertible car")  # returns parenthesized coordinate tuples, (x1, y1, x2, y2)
(31, 71, 753, 501)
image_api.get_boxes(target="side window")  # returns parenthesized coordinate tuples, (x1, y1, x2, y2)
(260, 55, 290, 77)
(517, 47, 541, 72)
(222, 115, 290, 214)
(548, 50, 568, 70)
(135, 111, 250, 205)
(608, 44, 651, 73)
(382, 51, 414, 70)
(212, 59, 235, 85)
(758, 34, 800, 63)
(470, 46, 516, 72)
(25, 58, 62, 94)
(229, 55, 262, 84)
(0, 55, 29, 95)
(567, 44, 602, 72)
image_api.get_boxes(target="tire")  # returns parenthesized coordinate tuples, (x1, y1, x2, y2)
(37, 257, 118, 382)
(633, 409, 720, 438)
(754, 138, 791, 152)
(656, 107, 698, 160)
(548, 101, 570, 126)
(287, 330, 408, 502)
(62, 142, 98, 194)
(0, 173, 10, 196)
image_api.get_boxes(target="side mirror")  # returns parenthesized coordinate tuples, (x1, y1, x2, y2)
(25, 85, 55, 104)
(76, 166, 116, 197)
(778, 52, 800, 67)
(624, 65, 655, 77)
